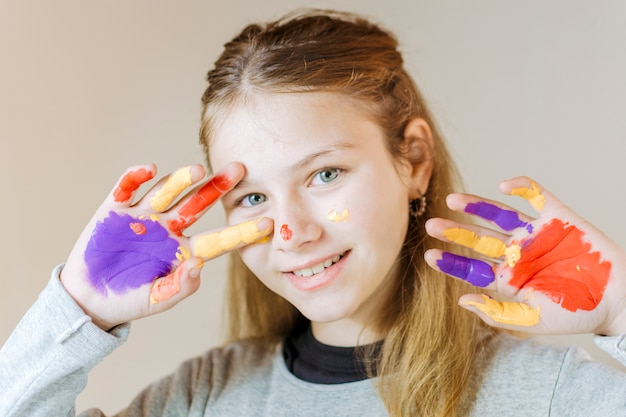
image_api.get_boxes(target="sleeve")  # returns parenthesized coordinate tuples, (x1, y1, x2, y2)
(0, 265, 129, 417)
(549, 335, 626, 416)
(594, 334, 626, 368)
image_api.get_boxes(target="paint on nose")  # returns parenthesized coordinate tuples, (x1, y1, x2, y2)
(280, 224, 293, 241)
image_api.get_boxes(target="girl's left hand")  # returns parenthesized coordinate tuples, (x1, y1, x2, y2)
(425, 176, 626, 336)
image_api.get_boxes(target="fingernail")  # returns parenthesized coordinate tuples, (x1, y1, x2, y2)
(189, 259, 204, 279)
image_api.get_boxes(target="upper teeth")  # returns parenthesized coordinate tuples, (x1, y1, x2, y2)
(293, 254, 342, 277)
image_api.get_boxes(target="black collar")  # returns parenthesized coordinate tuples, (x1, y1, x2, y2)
(282, 320, 383, 384)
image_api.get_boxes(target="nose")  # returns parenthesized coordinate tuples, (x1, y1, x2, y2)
(271, 198, 323, 251)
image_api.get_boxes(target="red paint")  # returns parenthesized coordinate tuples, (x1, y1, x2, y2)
(509, 219, 611, 312)
(167, 174, 234, 236)
(280, 224, 292, 241)
(129, 222, 147, 235)
(113, 168, 154, 202)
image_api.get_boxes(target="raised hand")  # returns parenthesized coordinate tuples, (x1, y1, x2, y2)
(60, 163, 273, 330)
(425, 176, 626, 336)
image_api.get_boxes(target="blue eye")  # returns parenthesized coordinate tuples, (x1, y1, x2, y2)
(241, 193, 266, 207)
(312, 168, 341, 185)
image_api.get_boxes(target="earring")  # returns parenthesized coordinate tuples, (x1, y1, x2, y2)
(409, 193, 427, 219)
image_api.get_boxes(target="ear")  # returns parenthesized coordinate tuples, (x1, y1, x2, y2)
(402, 117, 434, 199)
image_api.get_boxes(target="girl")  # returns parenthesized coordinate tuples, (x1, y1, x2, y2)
(1, 9, 624, 417)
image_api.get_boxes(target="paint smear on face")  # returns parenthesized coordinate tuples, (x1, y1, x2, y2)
(280, 224, 292, 241)
(443, 227, 507, 258)
(461, 294, 541, 326)
(150, 167, 193, 212)
(508, 219, 611, 312)
(436, 252, 495, 287)
(113, 168, 154, 203)
(84, 211, 180, 295)
(193, 218, 272, 259)
(167, 173, 234, 236)
(511, 180, 545, 211)
(464, 202, 533, 233)
(326, 209, 350, 222)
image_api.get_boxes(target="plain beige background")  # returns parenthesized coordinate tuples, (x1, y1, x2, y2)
(1, 0, 625, 414)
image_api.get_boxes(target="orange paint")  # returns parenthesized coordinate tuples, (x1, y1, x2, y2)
(113, 168, 154, 202)
(129, 222, 147, 235)
(509, 219, 611, 312)
(280, 224, 292, 241)
(150, 266, 183, 304)
(167, 174, 234, 236)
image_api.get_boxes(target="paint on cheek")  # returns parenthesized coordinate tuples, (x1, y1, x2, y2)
(464, 202, 533, 233)
(511, 180, 545, 211)
(461, 294, 541, 326)
(84, 211, 180, 295)
(150, 167, 193, 212)
(443, 228, 507, 258)
(326, 209, 350, 222)
(167, 174, 235, 236)
(113, 168, 154, 203)
(280, 224, 292, 241)
(508, 219, 612, 312)
(193, 218, 272, 259)
(436, 252, 495, 287)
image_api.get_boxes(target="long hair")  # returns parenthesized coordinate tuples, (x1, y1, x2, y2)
(199, 10, 492, 416)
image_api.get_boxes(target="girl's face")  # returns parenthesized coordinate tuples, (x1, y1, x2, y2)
(210, 92, 423, 346)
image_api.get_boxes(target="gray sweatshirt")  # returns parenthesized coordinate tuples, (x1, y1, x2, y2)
(1, 265, 625, 416)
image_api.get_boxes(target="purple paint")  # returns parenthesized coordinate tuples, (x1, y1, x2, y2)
(84, 211, 180, 295)
(465, 202, 533, 233)
(436, 252, 495, 287)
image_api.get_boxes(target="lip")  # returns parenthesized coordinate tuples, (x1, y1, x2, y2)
(284, 251, 349, 292)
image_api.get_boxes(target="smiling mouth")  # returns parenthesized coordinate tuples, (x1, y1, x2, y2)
(292, 252, 345, 277)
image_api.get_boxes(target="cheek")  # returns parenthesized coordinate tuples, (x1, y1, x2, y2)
(237, 242, 270, 276)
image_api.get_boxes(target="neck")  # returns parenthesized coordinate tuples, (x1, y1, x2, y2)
(311, 319, 383, 347)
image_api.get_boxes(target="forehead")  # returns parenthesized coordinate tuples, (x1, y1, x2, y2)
(208, 92, 381, 171)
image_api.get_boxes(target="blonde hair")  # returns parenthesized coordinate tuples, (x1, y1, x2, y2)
(200, 10, 491, 416)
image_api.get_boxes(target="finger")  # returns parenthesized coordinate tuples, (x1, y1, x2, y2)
(191, 217, 273, 260)
(149, 258, 203, 306)
(424, 249, 496, 288)
(145, 165, 206, 213)
(166, 163, 245, 236)
(458, 294, 541, 328)
(498, 176, 552, 213)
(111, 165, 156, 204)
(426, 218, 509, 259)
(446, 193, 534, 233)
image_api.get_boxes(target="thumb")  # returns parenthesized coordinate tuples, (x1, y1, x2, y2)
(458, 294, 541, 330)
(149, 257, 204, 310)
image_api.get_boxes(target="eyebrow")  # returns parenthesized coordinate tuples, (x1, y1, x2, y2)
(232, 142, 355, 191)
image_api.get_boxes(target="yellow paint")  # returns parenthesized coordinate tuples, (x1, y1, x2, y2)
(326, 209, 350, 222)
(150, 167, 193, 212)
(176, 246, 191, 262)
(461, 294, 541, 327)
(138, 214, 160, 222)
(505, 244, 522, 267)
(443, 228, 507, 258)
(511, 180, 545, 211)
(193, 218, 272, 259)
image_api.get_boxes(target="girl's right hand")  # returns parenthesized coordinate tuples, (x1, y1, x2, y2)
(60, 163, 273, 331)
